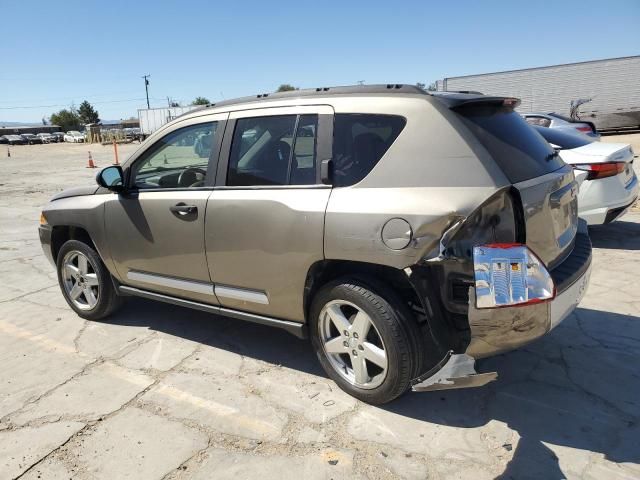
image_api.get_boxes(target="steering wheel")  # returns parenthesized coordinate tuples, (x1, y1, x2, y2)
(177, 167, 207, 188)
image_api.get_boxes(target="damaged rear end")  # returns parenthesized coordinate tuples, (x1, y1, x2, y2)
(410, 94, 592, 391)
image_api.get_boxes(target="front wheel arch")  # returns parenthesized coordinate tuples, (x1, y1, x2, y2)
(51, 225, 96, 263)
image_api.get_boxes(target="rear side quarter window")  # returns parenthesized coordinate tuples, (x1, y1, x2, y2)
(332, 114, 406, 187)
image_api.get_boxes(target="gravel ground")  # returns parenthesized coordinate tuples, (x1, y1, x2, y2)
(0, 137, 639, 480)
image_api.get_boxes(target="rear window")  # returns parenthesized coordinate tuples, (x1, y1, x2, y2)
(332, 114, 406, 186)
(534, 125, 593, 150)
(457, 106, 565, 183)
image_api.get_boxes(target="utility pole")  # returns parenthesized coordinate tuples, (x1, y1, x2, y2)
(142, 74, 151, 109)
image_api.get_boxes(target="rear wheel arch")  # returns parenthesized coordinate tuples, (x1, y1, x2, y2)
(303, 260, 421, 321)
(303, 260, 451, 368)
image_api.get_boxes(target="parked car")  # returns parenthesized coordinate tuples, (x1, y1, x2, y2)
(3, 135, 26, 145)
(52, 132, 65, 142)
(534, 126, 638, 224)
(0, 136, 8, 144)
(20, 133, 44, 145)
(123, 127, 142, 141)
(522, 112, 600, 139)
(64, 131, 85, 143)
(39, 85, 591, 404)
(37, 133, 56, 144)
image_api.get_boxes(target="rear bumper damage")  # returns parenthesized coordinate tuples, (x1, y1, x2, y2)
(409, 223, 592, 392)
(411, 351, 497, 392)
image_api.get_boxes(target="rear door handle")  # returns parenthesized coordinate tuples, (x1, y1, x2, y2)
(170, 203, 197, 216)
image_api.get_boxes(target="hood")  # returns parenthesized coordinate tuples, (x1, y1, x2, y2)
(559, 142, 634, 165)
(51, 185, 99, 201)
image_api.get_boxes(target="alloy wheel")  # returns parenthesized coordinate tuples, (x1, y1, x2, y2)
(61, 250, 100, 310)
(318, 300, 388, 389)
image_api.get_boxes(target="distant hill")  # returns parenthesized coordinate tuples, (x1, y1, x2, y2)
(0, 119, 124, 127)
(0, 121, 45, 127)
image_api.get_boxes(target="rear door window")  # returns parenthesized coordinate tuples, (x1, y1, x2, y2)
(332, 114, 406, 186)
(457, 106, 565, 183)
(227, 114, 319, 186)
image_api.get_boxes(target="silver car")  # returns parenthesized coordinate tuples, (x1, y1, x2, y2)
(39, 85, 592, 404)
(522, 112, 600, 139)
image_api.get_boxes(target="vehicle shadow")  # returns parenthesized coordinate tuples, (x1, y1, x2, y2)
(589, 220, 640, 250)
(104, 297, 324, 376)
(103, 301, 639, 478)
(384, 307, 640, 479)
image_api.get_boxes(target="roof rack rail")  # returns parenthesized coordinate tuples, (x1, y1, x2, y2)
(204, 84, 428, 109)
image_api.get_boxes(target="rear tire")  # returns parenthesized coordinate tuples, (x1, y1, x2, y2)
(56, 240, 122, 320)
(309, 277, 424, 404)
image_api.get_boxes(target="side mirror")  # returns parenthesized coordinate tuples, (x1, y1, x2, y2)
(96, 165, 124, 192)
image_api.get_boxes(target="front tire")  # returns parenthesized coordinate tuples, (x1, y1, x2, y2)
(309, 277, 423, 404)
(56, 240, 122, 320)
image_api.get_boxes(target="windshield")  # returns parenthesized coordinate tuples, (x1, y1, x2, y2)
(534, 126, 593, 150)
(457, 105, 565, 183)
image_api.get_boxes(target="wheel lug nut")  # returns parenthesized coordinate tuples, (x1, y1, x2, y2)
(343, 341, 349, 347)
(353, 333, 359, 339)
(344, 330, 349, 336)
(358, 345, 364, 351)
(352, 350, 358, 356)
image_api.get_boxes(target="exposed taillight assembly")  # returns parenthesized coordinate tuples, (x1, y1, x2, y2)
(473, 243, 555, 309)
(575, 126, 593, 133)
(573, 162, 625, 180)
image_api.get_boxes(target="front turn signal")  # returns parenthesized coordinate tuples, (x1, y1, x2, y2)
(39, 212, 48, 225)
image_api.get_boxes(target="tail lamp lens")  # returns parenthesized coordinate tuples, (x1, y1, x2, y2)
(473, 244, 555, 309)
(573, 162, 624, 180)
(575, 126, 592, 133)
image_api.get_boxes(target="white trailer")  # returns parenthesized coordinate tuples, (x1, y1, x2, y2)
(437, 56, 640, 130)
(138, 106, 200, 138)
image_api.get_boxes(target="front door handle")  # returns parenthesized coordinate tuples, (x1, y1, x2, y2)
(170, 203, 197, 216)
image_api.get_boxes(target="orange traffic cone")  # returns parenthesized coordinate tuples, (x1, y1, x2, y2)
(86, 151, 97, 168)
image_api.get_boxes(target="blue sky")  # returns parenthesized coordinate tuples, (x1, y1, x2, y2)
(1, 0, 638, 123)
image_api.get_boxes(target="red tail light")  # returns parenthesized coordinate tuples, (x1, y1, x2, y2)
(573, 162, 625, 180)
(575, 126, 592, 133)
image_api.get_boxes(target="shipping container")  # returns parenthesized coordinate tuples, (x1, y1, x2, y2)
(437, 56, 640, 130)
(138, 106, 200, 137)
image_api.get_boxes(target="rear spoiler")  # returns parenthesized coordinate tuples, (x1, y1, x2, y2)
(431, 92, 521, 110)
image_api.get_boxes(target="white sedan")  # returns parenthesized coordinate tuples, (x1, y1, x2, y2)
(535, 126, 638, 225)
(64, 131, 85, 143)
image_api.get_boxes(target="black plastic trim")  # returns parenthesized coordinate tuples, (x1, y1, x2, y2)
(118, 285, 307, 338)
(604, 200, 636, 224)
(550, 231, 592, 293)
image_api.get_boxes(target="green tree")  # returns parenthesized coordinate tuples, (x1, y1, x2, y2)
(191, 97, 210, 105)
(415, 82, 426, 90)
(49, 108, 80, 131)
(426, 81, 438, 91)
(276, 84, 297, 92)
(77, 100, 100, 124)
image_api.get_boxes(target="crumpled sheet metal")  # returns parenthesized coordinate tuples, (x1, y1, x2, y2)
(411, 350, 497, 392)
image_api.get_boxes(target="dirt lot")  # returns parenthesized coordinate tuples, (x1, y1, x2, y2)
(1, 137, 639, 479)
